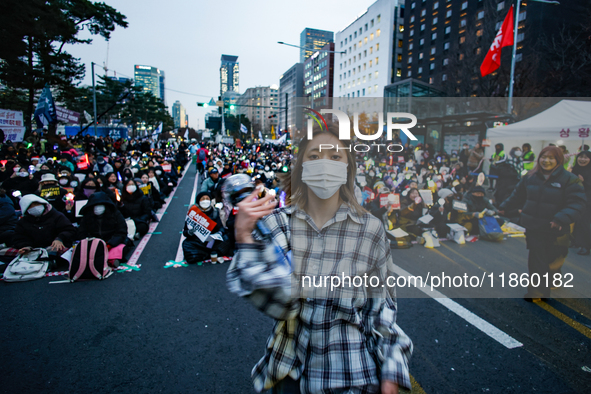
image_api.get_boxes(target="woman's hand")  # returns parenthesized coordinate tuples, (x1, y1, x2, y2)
(578, 174, 584, 182)
(18, 247, 32, 255)
(235, 189, 277, 244)
(550, 221, 562, 231)
(381, 380, 399, 394)
(49, 240, 65, 252)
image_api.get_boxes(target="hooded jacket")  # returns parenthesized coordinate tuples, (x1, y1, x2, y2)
(0, 193, 17, 234)
(78, 192, 128, 246)
(12, 195, 76, 249)
(120, 186, 151, 224)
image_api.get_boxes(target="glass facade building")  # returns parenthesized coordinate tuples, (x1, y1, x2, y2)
(134, 65, 165, 101)
(300, 28, 334, 63)
(172, 100, 186, 128)
(220, 55, 239, 95)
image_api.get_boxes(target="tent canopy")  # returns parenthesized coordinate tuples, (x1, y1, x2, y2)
(485, 100, 591, 156)
(486, 100, 591, 141)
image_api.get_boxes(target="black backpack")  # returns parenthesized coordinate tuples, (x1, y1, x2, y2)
(69, 238, 112, 281)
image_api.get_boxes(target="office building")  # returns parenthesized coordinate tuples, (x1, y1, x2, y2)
(279, 63, 304, 134)
(134, 65, 165, 101)
(159, 71, 165, 104)
(400, 0, 589, 96)
(300, 28, 334, 63)
(334, 0, 405, 99)
(304, 42, 335, 108)
(172, 101, 186, 128)
(236, 86, 279, 135)
(220, 55, 240, 95)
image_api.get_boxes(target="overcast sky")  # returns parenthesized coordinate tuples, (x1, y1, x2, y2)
(65, 0, 376, 129)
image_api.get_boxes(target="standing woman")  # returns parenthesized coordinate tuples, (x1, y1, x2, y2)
(227, 125, 412, 394)
(571, 151, 591, 255)
(500, 146, 586, 300)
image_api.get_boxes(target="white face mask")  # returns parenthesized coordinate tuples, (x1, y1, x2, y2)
(514, 150, 522, 157)
(131, 168, 139, 174)
(301, 159, 348, 200)
(18, 172, 28, 177)
(94, 205, 106, 216)
(155, 170, 162, 175)
(28, 205, 44, 217)
(126, 185, 137, 194)
(59, 179, 68, 185)
(199, 200, 211, 210)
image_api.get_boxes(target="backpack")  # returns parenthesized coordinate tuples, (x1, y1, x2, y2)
(3, 249, 50, 282)
(198, 149, 206, 162)
(69, 238, 112, 281)
(478, 216, 504, 242)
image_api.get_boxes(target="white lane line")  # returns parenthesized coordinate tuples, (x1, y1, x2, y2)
(390, 263, 523, 349)
(174, 170, 200, 262)
(126, 165, 190, 266)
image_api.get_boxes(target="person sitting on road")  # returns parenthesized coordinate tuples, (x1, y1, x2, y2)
(458, 185, 498, 234)
(120, 179, 152, 238)
(429, 188, 459, 237)
(12, 194, 76, 267)
(93, 155, 114, 176)
(200, 167, 221, 196)
(0, 188, 17, 246)
(36, 173, 68, 213)
(79, 192, 130, 268)
(139, 172, 164, 210)
(182, 191, 233, 264)
(399, 187, 425, 236)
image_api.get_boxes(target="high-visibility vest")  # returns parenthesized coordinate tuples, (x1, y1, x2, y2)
(492, 151, 505, 163)
(523, 151, 535, 170)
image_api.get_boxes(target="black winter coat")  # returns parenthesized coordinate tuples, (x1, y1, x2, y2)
(500, 166, 586, 234)
(12, 207, 76, 249)
(120, 189, 151, 224)
(79, 192, 128, 246)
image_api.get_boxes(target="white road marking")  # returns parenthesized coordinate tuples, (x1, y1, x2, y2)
(390, 263, 523, 349)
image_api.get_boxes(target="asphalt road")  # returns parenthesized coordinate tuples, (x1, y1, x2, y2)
(1, 164, 590, 393)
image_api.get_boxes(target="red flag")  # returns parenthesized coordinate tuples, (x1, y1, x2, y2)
(480, 5, 514, 77)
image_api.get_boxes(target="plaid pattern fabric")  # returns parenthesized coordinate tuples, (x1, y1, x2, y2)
(227, 205, 413, 393)
(506, 157, 524, 178)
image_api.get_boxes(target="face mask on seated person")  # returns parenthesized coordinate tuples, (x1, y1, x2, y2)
(199, 200, 211, 210)
(126, 185, 137, 194)
(28, 205, 45, 217)
(94, 205, 106, 216)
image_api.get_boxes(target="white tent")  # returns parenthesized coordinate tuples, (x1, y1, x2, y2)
(486, 100, 591, 155)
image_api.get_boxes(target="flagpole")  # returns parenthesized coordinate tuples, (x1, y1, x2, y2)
(92, 62, 98, 137)
(507, 1, 520, 115)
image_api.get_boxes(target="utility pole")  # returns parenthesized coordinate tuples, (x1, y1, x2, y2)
(91, 62, 98, 137)
(285, 93, 288, 139)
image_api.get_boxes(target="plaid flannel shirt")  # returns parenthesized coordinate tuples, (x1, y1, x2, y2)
(227, 204, 413, 393)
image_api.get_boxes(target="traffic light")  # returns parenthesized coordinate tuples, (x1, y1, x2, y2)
(197, 102, 209, 108)
(224, 103, 236, 110)
(268, 114, 277, 119)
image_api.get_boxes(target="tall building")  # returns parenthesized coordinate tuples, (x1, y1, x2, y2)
(134, 65, 165, 101)
(304, 42, 335, 108)
(400, 0, 589, 96)
(236, 86, 279, 135)
(159, 71, 166, 104)
(334, 0, 404, 99)
(220, 55, 240, 95)
(172, 101, 186, 128)
(279, 63, 304, 133)
(300, 28, 334, 63)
